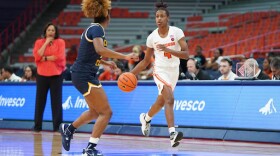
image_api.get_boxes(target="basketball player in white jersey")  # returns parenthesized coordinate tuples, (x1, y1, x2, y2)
(131, 0, 189, 147)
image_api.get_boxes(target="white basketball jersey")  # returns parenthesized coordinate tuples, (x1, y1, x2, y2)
(146, 26, 184, 68)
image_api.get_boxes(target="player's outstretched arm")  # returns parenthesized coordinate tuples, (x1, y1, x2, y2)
(93, 38, 138, 61)
(131, 47, 153, 75)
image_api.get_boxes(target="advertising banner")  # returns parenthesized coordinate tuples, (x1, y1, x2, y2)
(0, 81, 279, 131)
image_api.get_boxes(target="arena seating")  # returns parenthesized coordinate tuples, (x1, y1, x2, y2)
(14, 0, 280, 64)
(187, 11, 280, 57)
(56, 0, 225, 50)
(186, 0, 280, 57)
(0, 0, 51, 53)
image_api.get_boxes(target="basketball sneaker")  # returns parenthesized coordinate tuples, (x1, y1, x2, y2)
(139, 113, 151, 136)
(59, 123, 74, 151)
(170, 131, 183, 147)
(82, 147, 103, 156)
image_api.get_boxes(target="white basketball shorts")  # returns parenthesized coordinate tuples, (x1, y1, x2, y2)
(153, 65, 179, 95)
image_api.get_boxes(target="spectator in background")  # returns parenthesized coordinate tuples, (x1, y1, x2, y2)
(32, 22, 66, 132)
(270, 57, 280, 80)
(194, 45, 206, 69)
(0, 71, 2, 81)
(66, 45, 78, 65)
(218, 58, 237, 80)
(22, 65, 37, 81)
(128, 45, 145, 71)
(114, 61, 125, 80)
(244, 58, 270, 80)
(0, 55, 5, 69)
(98, 61, 125, 81)
(262, 57, 272, 79)
(186, 58, 211, 80)
(138, 53, 154, 80)
(63, 45, 78, 81)
(206, 48, 223, 71)
(139, 63, 154, 80)
(0, 65, 22, 82)
(98, 63, 116, 81)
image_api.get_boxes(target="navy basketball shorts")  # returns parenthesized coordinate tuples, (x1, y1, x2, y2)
(71, 72, 102, 96)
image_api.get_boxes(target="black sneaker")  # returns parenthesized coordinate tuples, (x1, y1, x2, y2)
(59, 123, 73, 151)
(82, 148, 103, 156)
(32, 128, 42, 132)
(170, 131, 183, 147)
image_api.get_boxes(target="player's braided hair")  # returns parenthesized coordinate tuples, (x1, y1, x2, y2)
(82, 0, 111, 18)
(155, 0, 169, 16)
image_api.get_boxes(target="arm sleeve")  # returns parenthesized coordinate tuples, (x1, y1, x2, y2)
(33, 39, 43, 63)
(55, 39, 66, 68)
(146, 34, 153, 48)
(55, 39, 66, 61)
(176, 27, 185, 41)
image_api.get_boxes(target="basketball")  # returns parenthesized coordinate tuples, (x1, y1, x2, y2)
(117, 72, 138, 92)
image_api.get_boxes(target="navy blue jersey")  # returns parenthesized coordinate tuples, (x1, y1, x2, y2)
(70, 23, 107, 95)
(71, 23, 107, 74)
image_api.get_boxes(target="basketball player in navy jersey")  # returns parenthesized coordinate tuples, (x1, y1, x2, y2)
(59, 0, 138, 155)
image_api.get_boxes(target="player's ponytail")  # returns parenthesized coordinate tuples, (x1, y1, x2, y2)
(155, 0, 169, 16)
(82, 0, 111, 18)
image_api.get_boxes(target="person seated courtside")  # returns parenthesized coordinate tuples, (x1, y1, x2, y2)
(244, 58, 270, 80)
(218, 58, 237, 80)
(21, 65, 37, 81)
(1, 65, 22, 82)
(185, 58, 211, 80)
(270, 57, 280, 80)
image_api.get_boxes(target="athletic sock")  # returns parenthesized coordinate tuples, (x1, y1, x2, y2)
(168, 127, 175, 134)
(67, 124, 76, 134)
(145, 113, 152, 122)
(87, 137, 99, 149)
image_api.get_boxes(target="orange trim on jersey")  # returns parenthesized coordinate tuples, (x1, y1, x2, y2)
(154, 73, 172, 89)
(164, 41, 175, 47)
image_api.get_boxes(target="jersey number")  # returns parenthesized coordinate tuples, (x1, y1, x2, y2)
(95, 60, 101, 66)
(164, 52, 172, 59)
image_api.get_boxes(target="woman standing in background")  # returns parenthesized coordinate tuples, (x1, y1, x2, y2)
(33, 22, 66, 132)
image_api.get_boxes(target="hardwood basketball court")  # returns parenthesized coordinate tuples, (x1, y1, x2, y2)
(0, 129, 279, 156)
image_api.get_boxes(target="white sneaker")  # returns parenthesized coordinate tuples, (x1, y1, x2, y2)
(170, 131, 183, 147)
(139, 113, 151, 136)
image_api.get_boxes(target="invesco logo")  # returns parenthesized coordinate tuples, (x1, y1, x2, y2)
(173, 100, 206, 111)
(0, 95, 25, 107)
